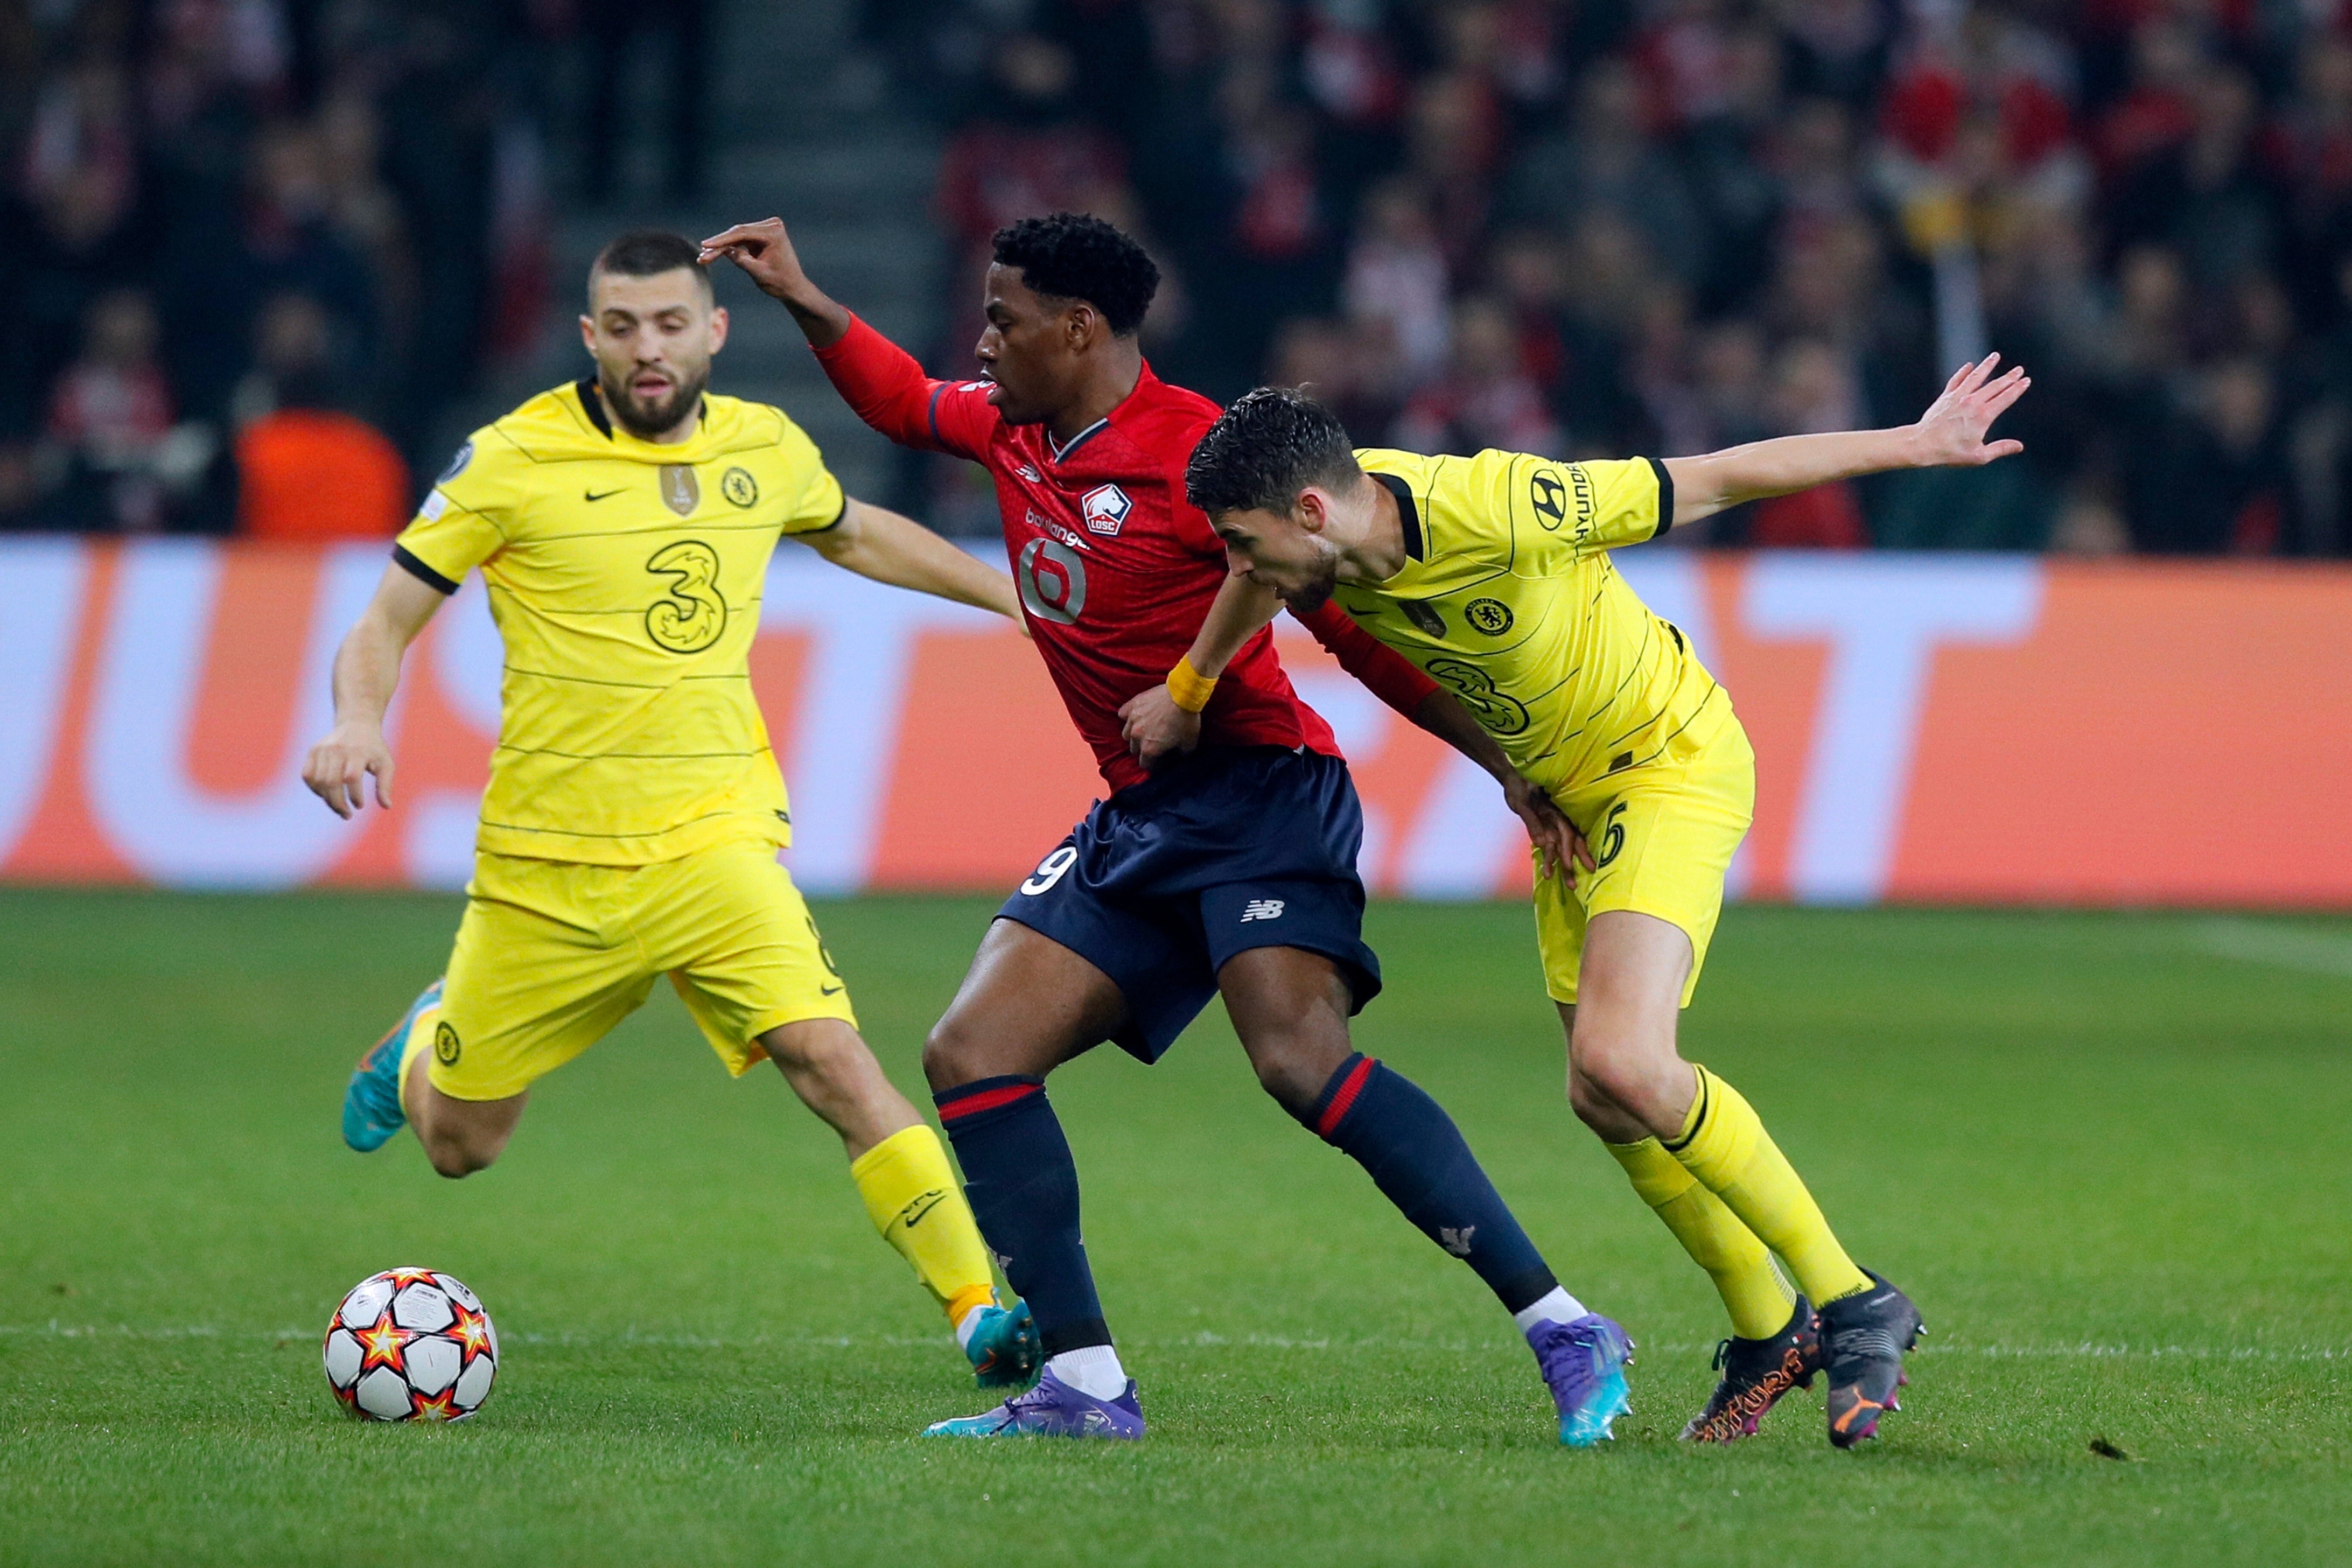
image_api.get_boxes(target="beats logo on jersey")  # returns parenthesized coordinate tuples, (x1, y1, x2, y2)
(1080, 484, 1133, 536)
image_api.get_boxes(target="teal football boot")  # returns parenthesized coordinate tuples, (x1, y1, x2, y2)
(342, 979, 442, 1152)
(963, 1299, 1042, 1388)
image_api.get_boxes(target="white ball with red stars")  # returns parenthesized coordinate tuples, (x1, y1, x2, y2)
(322, 1269, 499, 1421)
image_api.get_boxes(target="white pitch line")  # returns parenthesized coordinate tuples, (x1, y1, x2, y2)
(5, 1323, 2346, 1362)
(2190, 917, 2352, 980)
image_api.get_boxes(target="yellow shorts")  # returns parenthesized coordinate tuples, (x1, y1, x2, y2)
(423, 836, 857, 1102)
(1533, 709, 1755, 1009)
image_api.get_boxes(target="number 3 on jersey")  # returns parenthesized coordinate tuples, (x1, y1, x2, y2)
(645, 540, 727, 653)
(1425, 657, 1531, 735)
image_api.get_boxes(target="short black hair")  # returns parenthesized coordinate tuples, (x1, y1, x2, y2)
(589, 228, 710, 302)
(992, 213, 1159, 335)
(1186, 386, 1363, 519)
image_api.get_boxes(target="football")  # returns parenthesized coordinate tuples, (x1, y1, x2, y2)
(321, 1268, 499, 1422)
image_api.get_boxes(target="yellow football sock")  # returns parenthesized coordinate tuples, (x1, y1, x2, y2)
(1606, 1136, 1793, 1340)
(850, 1124, 997, 1326)
(398, 1002, 440, 1093)
(1667, 1066, 1872, 1306)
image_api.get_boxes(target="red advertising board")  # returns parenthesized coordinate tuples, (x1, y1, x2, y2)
(2, 540, 2345, 906)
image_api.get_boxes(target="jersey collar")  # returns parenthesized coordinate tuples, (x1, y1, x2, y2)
(572, 379, 716, 456)
(1372, 472, 1425, 561)
(1047, 416, 1108, 463)
(1047, 356, 1164, 464)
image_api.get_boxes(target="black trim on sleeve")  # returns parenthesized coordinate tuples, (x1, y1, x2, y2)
(927, 383, 948, 449)
(1645, 456, 1674, 539)
(575, 378, 614, 439)
(392, 545, 460, 596)
(1372, 472, 1424, 561)
(802, 492, 851, 535)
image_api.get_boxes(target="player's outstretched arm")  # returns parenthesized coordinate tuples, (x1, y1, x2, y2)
(698, 218, 851, 348)
(1663, 352, 2029, 527)
(301, 564, 444, 818)
(704, 219, 967, 455)
(801, 498, 1023, 624)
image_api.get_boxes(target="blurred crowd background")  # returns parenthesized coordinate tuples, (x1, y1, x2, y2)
(875, 0, 2352, 553)
(0, 0, 702, 538)
(8, 0, 2352, 554)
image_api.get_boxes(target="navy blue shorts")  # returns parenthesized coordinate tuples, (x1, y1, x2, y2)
(996, 746, 1382, 1063)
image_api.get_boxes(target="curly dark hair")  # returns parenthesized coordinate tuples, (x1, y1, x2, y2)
(992, 213, 1160, 336)
(1185, 386, 1364, 519)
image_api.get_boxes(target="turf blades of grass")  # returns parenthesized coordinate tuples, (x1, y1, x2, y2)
(2, 892, 2346, 1566)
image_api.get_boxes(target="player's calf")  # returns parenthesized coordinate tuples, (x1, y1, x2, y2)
(760, 1018, 916, 1156)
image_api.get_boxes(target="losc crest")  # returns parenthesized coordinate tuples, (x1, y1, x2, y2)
(1081, 484, 1132, 536)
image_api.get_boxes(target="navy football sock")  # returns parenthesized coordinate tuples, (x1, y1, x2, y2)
(1302, 1053, 1560, 1314)
(935, 1075, 1112, 1357)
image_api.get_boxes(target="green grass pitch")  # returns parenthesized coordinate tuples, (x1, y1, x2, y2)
(2, 888, 2347, 1566)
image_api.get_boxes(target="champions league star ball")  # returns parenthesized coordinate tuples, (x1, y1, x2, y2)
(322, 1269, 499, 1421)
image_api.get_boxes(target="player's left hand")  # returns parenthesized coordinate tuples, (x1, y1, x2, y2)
(1505, 773, 1592, 886)
(1910, 352, 2030, 466)
(1118, 684, 1201, 770)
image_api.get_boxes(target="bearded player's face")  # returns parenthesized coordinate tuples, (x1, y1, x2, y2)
(580, 268, 729, 439)
(974, 264, 1093, 426)
(1212, 504, 1342, 613)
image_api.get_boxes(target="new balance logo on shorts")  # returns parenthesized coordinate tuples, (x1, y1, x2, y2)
(1239, 899, 1286, 922)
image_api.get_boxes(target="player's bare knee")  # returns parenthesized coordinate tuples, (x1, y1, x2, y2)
(921, 1014, 984, 1091)
(1243, 1031, 1333, 1114)
(1566, 1067, 1618, 1129)
(1234, 1003, 1351, 1116)
(764, 1018, 865, 1080)
(419, 1130, 496, 1180)
(1568, 1023, 1650, 1112)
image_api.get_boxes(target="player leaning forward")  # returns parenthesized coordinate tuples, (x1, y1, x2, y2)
(302, 230, 1041, 1389)
(706, 211, 1635, 1446)
(1157, 358, 2032, 1447)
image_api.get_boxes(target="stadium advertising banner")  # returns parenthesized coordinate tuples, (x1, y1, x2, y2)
(2, 538, 2346, 907)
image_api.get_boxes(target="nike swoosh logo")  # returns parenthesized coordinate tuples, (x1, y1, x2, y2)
(584, 488, 624, 501)
(897, 1190, 947, 1228)
(820, 983, 843, 996)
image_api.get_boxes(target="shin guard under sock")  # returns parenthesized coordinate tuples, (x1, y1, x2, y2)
(935, 1075, 1111, 1356)
(1606, 1135, 1791, 1339)
(1302, 1053, 1559, 1314)
(1668, 1065, 1871, 1307)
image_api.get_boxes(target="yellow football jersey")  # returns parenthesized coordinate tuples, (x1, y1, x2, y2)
(1336, 447, 1726, 796)
(396, 380, 846, 865)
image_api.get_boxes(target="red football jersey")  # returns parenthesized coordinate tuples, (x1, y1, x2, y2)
(814, 316, 1438, 792)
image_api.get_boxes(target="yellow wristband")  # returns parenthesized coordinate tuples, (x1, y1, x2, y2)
(1166, 656, 1219, 713)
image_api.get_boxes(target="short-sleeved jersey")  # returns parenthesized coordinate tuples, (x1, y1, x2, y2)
(813, 316, 1438, 792)
(1333, 447, 1726, 797)
(394, 380, 846, 865)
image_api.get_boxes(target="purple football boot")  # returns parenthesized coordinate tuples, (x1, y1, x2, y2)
(1530, 1312, 1635, 1447)
(922, 1367, 1145, 1440)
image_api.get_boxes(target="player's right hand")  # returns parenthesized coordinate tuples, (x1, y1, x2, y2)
(1505, 773, 1591, 887)
(698, 218, 809, 300)
(1118, 684, 1201, 771)
(303, 723, 395, 818)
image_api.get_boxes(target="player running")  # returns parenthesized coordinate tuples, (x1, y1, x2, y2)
(1159, 359, 2032, 1448)
(702, 212, 1632, 1445)
(304, 229, 1041, 1392)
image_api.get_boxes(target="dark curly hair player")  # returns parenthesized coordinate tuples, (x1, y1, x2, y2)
(703, 209, 1635, 1444)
